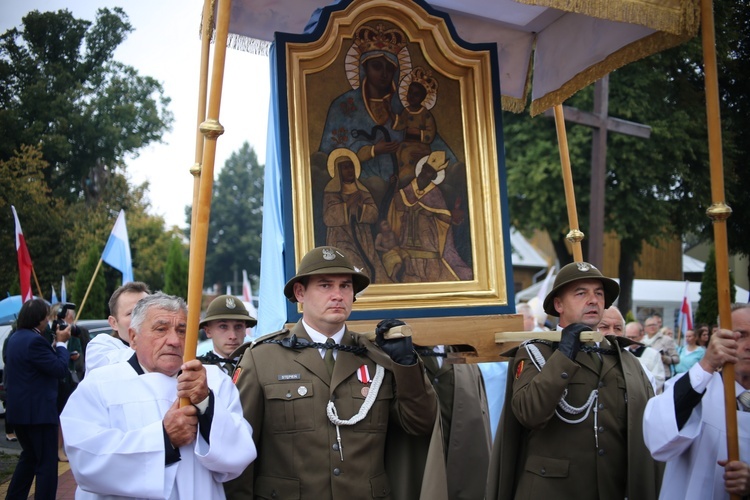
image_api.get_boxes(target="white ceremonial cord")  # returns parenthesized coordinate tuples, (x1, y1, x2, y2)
(326, 364, 386, 461)
(524, 343, 599, 429)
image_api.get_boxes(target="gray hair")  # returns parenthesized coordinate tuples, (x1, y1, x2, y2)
(130, 292, 187, 335)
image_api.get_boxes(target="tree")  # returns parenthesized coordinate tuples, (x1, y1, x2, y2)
(164, 238, 188, 298)
(188, 142, 264, 291)
(504, 3, 750, 312)
(696, 246, 736, 325)
(72, 244, 108, 319)
(0, 145, 73, 298)
(0, 8, 173, 202)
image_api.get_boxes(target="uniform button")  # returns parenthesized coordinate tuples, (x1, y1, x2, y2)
(271, 491, 277, 498)
(433, 378, 440, 384)
(598, 426, 604, 433)
(332, 443, 339, 451)
(286, 392, 292, 398)
(561, 372, 568, 379)
(598, 381, 604, 388)
(598, 448, 605, 456)
(540, 467, 546, 475)
(333, 468, 341, 476)
(598, 403, 605, 410)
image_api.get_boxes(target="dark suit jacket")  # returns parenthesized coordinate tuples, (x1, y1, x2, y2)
(5, 328, 70, 425)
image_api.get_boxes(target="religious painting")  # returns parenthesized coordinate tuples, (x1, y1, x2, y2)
(276, 0, 514, 317)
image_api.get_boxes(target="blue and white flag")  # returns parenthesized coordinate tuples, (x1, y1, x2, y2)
(102, 210, 134, 285)
(61, 276, 67, 304)
(257, 43, 288, 337)
(51, 285, 58, 304)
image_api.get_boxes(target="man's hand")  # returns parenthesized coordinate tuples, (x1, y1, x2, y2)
(177, 359, 209, 405)
(375, 319, 416, 365)
(558, 323, 587, 360)
(699, 328, 739, 374)
(719, 459, 750, 496)
(163, 399, 198, 448)
(55, 323, 72, 343)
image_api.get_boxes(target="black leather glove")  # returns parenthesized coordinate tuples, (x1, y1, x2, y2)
(558, 323, 588, 360)
(375, 319, 416, 365)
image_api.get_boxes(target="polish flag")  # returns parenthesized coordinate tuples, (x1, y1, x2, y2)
(11, 206, 33, 302)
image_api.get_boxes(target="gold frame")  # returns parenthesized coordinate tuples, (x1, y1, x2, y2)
(283, 0, 510, 312)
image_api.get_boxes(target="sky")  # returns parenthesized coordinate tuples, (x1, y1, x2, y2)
(1, 0, 271, 229)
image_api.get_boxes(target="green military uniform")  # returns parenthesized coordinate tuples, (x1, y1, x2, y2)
(224, 321, 445, 500)
(197, 294, 257, 376)
(487, 335, 663, 500)
(419, 349, 492, 500)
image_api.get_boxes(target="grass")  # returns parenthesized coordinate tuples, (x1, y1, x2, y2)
(0, 452, 19, 484)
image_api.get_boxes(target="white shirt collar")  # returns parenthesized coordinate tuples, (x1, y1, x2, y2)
(302, 319, 345, 345)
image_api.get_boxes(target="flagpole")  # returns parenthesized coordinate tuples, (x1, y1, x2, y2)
(183, 0, 232, 407)
(553, 104, 584, 263)
(701, 0, 738, 488)
(31, 266, 43, 299)
(75, 258, 104, 324)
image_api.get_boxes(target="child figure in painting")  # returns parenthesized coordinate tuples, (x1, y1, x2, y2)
(374, 218, 410, 281)
(393, 66, 438, 188)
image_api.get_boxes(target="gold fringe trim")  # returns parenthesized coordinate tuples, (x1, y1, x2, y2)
(515, 0, 700, 36)
(528, 30, 694, 116)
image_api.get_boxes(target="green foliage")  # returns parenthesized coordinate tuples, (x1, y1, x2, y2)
(696, 247, 736, 325)
(164, 238, 188, 298)
(0, 8, 173, 202)
(73, 244, 107, 319)
(188, 142, 264, 291)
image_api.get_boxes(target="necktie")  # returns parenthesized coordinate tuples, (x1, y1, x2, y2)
(324, 338, 336, 376)
(738, 390, 750, 412)
(223, 361, 235, 375)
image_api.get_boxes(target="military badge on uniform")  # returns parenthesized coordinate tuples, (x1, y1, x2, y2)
(225, 296, 237, 309)
(515, 360, 524, 379)
(322, 248, 336, 260)
(576, 262, 593, 272)
(232, 367, 242, 384)
(357, 364, 371, 396)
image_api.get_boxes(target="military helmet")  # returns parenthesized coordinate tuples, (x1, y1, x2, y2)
(284, 246, 371, 303)
(200, 295, 257, 328)
(543, 262, 620, 317)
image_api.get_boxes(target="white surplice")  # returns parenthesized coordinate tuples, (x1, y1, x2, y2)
(61, 360, 256, 499)
(643, 365, 750, 500)
(85, 334, 134, 374)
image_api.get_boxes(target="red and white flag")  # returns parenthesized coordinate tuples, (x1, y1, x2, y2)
(679, 280, 694, 334)
(11, 206, 33, 303)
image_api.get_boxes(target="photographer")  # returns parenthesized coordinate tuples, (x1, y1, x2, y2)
(47, 302, 89, 462)
(5, 298, 71, 500)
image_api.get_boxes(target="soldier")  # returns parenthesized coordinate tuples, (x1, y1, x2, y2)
(487, 261, 662, 500)
(224, 246, 445, 499)
(197, 295, 257, 375)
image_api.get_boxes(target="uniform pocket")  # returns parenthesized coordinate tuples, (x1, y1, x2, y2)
(348, 377, 393, 432)
(255, 474, 300, 499)
(265, 381, 315, 433)
(369, 471, 391, 498)
(524, 455, 569, 478)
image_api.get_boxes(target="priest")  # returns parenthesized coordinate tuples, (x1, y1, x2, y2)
(61, 293, 256, 499)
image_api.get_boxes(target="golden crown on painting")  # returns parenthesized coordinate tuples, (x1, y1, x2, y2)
(353, 23, 408, 56)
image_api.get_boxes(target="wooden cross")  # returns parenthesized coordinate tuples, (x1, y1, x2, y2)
(544, 75, 651, 268)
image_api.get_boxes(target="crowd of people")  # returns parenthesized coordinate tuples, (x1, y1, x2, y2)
(3, 251, 748, 499)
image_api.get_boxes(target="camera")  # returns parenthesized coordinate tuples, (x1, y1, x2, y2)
(52, 302, 80, 337)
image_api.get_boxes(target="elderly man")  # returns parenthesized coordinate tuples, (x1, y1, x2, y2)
(225, 246, 444, 499)
(61, 293, 256, 499)
(643, 303, 750, 499)
(488, 262, 662, 500)
(626, 321, 666, 394)
(85, 281, 150, 374)
(643, 314, 679, 379)
(197, 294, 257, 375)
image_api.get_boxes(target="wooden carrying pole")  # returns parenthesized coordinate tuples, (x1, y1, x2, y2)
(182, 0, 233, 406)
(189, 0, 214, 244)
(553, 104, 585, 262)
(701, 0, 739, 491)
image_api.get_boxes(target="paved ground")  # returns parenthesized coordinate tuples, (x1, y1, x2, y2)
(0, 417, 77, 499)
